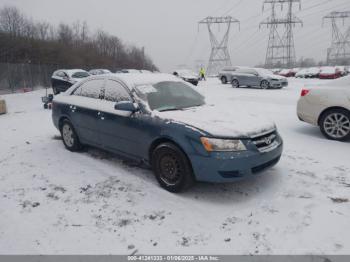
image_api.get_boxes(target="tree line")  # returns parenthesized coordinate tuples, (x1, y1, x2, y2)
(0, 6, 158, 92)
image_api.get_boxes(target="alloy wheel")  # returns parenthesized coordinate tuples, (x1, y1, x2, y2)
(62, 124, 74, 147)
(323, 113, 350, 139)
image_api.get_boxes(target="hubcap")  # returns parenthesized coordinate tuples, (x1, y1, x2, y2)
(159, 154, 181, 186)
(324, 113, 350, 139)
(62, 124, 74, 147)
(261, 81, 269, 89)
(232, 81, 239, 88)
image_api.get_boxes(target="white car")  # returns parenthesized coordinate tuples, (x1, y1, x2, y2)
(297, 76, 350, 141)
(89, 69, 112, 75)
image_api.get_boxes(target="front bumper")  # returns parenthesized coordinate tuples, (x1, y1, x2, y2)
(270, 80, 288, 88)
(190, 135, 283, 183)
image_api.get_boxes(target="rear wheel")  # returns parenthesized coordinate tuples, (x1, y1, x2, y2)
(260, 80, 270, 89)
(320, 109, 350, 141)
(152, 143, 195, 193)
(221, 76, 227, 84)
(60, 120, 82, 151)
(232, 79, 240, 88)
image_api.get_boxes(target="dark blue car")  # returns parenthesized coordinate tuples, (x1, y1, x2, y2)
(52, 74, 283, 192)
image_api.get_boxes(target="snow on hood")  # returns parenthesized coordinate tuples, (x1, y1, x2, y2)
(153, 105, 276, 138)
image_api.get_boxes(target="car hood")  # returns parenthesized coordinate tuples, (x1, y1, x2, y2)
(153, 105, 276, 138)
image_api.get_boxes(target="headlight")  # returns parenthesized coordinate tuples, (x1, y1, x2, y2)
(200, 137, 247, 152)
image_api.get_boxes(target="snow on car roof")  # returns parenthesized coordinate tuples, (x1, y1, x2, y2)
(112, 73, 183, 88)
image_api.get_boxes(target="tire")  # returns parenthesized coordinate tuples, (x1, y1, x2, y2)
(260, 80, 270, 89)
(232, 79, 240, 88)
(151, 143, 195, 193)
(319, 109, 350, 141)
(60, 119, 83, 151)
(221, 76, 227, 84)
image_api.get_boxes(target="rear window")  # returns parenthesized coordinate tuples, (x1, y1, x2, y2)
(72, 72, 90, 78)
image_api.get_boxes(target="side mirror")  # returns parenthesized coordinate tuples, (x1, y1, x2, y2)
(114, 101, 139, 113)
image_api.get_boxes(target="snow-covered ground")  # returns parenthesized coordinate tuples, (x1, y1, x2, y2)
(0, 78, 349, 255)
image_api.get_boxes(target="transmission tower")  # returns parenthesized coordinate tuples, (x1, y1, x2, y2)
(260, 0, 303, 68)
(323, 11, 350, 65)
(199, 16, 240, 76)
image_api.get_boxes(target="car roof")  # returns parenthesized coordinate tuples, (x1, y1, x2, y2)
(112, 73, 182, 88)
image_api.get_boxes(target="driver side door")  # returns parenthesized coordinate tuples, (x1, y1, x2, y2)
(97, 79, 146, 159)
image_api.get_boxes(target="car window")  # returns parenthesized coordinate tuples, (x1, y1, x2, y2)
(56, 71, 66, 77)
(103, 80, 131, 102)
(73, 79, 104, 99)
(72, 71, 90, 78)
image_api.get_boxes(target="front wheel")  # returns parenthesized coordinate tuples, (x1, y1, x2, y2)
(232, 79, 240, 88)
(260, 80, 270, 89)
(221, 76, 227, 84)
(320, 109, 350, 141)
(152, 143, 195, 193)
(60, 120, 83, 151)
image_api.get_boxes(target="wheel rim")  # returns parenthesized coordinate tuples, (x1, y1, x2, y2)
(323, 113, 350, 139)
(261, 81, 269, 89)
(159, 154, 182, 186)
(62, 124, 74, 147)
(232, 80, 239, 88)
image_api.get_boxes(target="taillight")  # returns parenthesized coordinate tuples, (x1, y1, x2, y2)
(301, 89, 310, 97)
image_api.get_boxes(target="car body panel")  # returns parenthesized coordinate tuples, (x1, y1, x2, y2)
(297, 78, 350, 126)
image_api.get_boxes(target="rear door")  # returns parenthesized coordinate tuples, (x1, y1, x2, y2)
(68, 78, 105, 146)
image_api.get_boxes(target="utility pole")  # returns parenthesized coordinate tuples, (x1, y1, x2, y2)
(323, 11, 350, 65)
(199, 16, 240, 76)
(260, 0, 303, 68)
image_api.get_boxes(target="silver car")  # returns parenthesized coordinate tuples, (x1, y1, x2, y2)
(230, 68, 288, 89)
(218, 66, 240, 84)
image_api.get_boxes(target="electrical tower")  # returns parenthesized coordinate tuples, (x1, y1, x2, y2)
(199, 16, 239, 76)
(260, 0, 303, 68)
(323, 11, 350, 65)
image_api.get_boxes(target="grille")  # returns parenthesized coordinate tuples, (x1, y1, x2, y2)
(251, 130, 278, 152)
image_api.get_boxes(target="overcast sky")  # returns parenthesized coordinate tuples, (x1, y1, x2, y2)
(1, 0, 350, 72)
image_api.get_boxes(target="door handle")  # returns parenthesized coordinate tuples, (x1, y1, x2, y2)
(97, 112, 105, 120)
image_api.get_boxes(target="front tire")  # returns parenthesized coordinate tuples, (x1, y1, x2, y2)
(221, 76, 227, 84)
(60, 120, 82, 151)
(152, 143, 195, 193)
(232, 79, 240, 88)
(260, 80, 270, 89)
(320, 109, 350, 141)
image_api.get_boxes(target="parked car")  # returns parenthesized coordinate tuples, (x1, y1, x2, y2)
(119, 69, 142, 74)
(319, 67, 342, 79)
(230, 68, 288, 89)
(51, 69, 90, 95)
(52, 74, 283, 192)
(295, 68, 308, 78)
(306, 67, 321, 78)
(89, 69, 112, 75)
(278, 69, 294, 78)
(173, 69, 199, 86)
(218, 66, 240, 84)
(297, 76, 350, 141)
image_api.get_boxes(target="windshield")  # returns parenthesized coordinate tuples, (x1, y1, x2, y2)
(71, 71, 90, 78)
(136, 81, 205, 111)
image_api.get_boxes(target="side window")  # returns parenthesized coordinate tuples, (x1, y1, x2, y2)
(104, 80, 131, 102)
(56, 71, 66, 77)
(73, 79, 104, 99)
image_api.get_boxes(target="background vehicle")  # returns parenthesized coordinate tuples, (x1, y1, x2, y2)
(52, 74, 282, 192)
(278, 69, 294, 77)
(173, 69, 199, 86)
(119, 69, 142, 73)
(297, 76, 350, 141)
(231, 68, 288, 89)
(89, 69, 112, 75)
(319, 67, 342, 79)
(51, 69, 90, 95)
(218, 66, 240, 84)
(305, 67, 321, 78)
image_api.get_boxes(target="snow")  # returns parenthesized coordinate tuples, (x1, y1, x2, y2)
(0, 78, 349, 255)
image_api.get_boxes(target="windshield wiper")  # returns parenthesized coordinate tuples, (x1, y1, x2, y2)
(157, 107, 181, 112)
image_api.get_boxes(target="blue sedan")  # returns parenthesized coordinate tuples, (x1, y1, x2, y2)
(52, 73, 283, 192)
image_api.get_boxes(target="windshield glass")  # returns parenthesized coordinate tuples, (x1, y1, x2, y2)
(136, 81, 205, 111)
(256, 68, 274, 75)
(72, 71, 90, 78)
